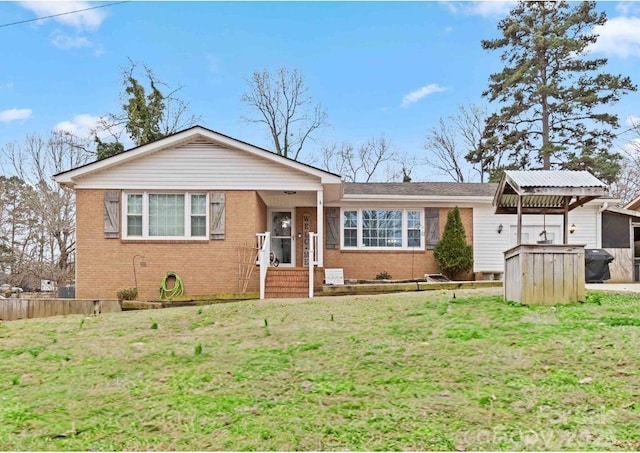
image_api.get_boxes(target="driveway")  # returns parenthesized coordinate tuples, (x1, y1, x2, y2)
(586, 283, 640, 293)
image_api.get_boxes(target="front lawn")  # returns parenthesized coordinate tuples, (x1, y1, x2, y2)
(1, 288, 639, 450)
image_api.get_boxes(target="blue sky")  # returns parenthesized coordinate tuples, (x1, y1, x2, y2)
(2, 1, 640, 181)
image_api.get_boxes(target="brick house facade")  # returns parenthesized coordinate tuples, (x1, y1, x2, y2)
(54, 126, 516, 300)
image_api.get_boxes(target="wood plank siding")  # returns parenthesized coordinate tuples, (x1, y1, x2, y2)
(504, 244, 585, 305)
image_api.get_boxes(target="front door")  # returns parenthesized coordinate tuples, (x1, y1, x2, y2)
(270, 210, 295, 266)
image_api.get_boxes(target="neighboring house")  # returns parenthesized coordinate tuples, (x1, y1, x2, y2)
(54, 126, 638, 300)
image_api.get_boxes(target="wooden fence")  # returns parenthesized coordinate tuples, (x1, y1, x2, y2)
(0, 299, 122, 322)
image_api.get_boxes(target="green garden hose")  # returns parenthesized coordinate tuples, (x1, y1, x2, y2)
(159, 272, 184, 300)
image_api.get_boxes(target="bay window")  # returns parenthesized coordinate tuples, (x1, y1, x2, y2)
(124, 192, 207, 239)
(342, 209, 424, 249)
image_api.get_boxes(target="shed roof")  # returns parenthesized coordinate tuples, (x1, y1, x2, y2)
(494, 170, 608, 215)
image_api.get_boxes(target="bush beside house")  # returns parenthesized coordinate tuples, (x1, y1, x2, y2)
(434, 206, 473, 280)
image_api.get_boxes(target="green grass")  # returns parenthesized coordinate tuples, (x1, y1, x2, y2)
(1, 288, 640, 450)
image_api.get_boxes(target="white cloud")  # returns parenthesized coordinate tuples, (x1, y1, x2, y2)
(51, 30, 93, 50)
(0, 81, 14, 91)
(440, 1, 516, 19)
(401, 84, 446, 108)
(615, 2, 640, 16)
(590, 16, 640, 58)
(465, 1, 516, 18)
(444, 26, 453, 33)
(627, 115, 640, 127)
(17, 1, 106, 31)
(0, 108, 32, 123)
(55, 114, 106, 139)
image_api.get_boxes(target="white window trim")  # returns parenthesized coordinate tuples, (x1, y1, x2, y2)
(340, 208, 425, 251)
(122, 191, 209, 240)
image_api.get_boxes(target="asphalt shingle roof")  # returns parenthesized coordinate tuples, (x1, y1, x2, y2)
(345, 182, 498, 197)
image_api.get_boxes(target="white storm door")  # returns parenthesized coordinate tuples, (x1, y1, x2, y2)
(270, 209, 295, 266)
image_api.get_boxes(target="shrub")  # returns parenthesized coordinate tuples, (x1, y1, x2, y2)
(375, 271, 392, 280)
(117, 287, 138, 301)
(434, 206, 473, 280)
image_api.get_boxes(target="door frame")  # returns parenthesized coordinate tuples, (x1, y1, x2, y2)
(269, 208, 296, 267)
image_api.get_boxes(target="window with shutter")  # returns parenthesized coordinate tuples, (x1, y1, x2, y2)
(121, 191, 208, 239)
(338, 208, 425, 250)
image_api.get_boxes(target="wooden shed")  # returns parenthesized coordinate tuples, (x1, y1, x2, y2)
(494, 171, 608, 305)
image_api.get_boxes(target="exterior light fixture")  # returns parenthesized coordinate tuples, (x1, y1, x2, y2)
(284, 190, 297, 195)
(570, 223, 576, 234)
(497, 223, 503, 234)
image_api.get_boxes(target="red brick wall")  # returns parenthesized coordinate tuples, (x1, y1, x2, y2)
(323, 207, 473, 280)
(76, 189, 264, 300)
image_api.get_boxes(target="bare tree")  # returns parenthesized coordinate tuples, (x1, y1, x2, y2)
(425, 103, 498, 182)
(242, 67, 328, 161)
(321, 134, 395, 182)
(612, 125, 640, 205)
(3, 131, 91, 286)
(425, 117, 468, 182)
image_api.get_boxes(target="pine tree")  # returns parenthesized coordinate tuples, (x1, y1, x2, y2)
(434, 207, 473, 280)
(479, 1, 636, 184)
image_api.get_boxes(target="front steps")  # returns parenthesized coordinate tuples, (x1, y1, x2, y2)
(265, 267, 310, 298)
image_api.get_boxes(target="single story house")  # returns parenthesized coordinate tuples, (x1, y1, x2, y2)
(54, 126, 639, 300)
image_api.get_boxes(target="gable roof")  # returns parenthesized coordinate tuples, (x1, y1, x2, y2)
(54, 125, 343, 187)
(494, 170, 608, 215)
(345, 182, 498, 197)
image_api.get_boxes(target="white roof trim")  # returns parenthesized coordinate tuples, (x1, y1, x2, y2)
(341, 194, 495, 202)
(54, 126, 343, 186)
(605, 205, 640, 218)
(625, 194, 640, 211)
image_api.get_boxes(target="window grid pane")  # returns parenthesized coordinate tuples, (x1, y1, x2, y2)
(362, 210, 402, 247)
(149, 194, 185, 237)
(407, 210, 421, 247)
(191, 194, 206, 215)
(190, 194, 207, 237)
(127, 215, 142, 236)
(126, 194, 143, 236)
(127, 194, 142, 215)
(343, 210, 358, 247)
(191, 216, 206, 237)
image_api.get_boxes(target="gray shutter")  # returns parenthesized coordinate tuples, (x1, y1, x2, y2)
(425, 208, 439, 250)
(104, 191, 120, 239)
(326, 207, 340, 249)
(209, 192, 226, 240)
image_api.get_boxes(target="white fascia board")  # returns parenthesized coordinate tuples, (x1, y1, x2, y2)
(337, 194, 495, 203)
(54, 126, 343, 187)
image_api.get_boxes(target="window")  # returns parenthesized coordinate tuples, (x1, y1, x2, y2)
(149, 194, 184, 237)
(363, 210, 402, 247)
(343, 210, 358, 247)
(190, 194, 207, 237)
(407, 210, 422, 247)
(124, 192, 207, 239)
(341, 209, 424, 249)
(127, 194, 143, 236)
